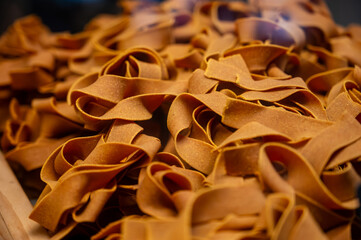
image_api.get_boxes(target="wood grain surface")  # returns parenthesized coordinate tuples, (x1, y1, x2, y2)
(0, 151, 49, 240)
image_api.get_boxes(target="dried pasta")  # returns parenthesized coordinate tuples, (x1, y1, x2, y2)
(1, 0, 361, 239)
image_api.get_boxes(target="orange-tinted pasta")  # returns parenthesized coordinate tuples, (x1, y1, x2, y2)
(0, 0, 361, 239)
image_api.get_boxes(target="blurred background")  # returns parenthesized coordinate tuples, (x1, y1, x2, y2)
(0, 0, 360, 34)
(0, 0, 120, 33)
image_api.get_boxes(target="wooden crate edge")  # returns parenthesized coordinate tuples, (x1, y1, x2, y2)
(0, 151, 49, 240)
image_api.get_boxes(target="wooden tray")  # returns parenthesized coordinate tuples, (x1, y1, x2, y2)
(0, 151, 49, 240)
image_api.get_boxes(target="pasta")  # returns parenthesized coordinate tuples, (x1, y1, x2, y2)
(1, 0, 361, 239)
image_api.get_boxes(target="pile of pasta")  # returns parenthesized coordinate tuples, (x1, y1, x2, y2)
(1, 0, 361, 239)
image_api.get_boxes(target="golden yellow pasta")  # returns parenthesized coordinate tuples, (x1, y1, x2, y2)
(1, 0, 361, 239)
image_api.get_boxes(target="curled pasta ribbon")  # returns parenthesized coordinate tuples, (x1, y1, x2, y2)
(68, 47, 188, 130)
(93, 179, 333, 240)
(236, 17, 306, 49)
(300, 112, 361, 175)
(0, 50, 55, 90)
(0, 15, 50, 56)
(100, 47, 169, 79)
(162, 43, 204, 71)
(137, 161, 205, 218)
(92, 9, 173, 52)
(30, 120, 161, 234)
(168, 92, 230, 174)
(189, 1, 253, 36)
(239, 88, 327, 120)
(222, 97, 331, 142)
(259, 142, 359, 209)
(1, 98, 83, 171)
(280, 0, 337, 45)
(330, 36, 361, 67)
(208, 144, 358, 231)
(306, 67, 354, 93)
(48, 32, 94, 61)
(307, 45, 348, 71)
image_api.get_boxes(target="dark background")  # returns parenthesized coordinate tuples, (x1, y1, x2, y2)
(0, 0, 360, 34)
(0, 0, 120, 33)
(328, 0, 361, 26)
